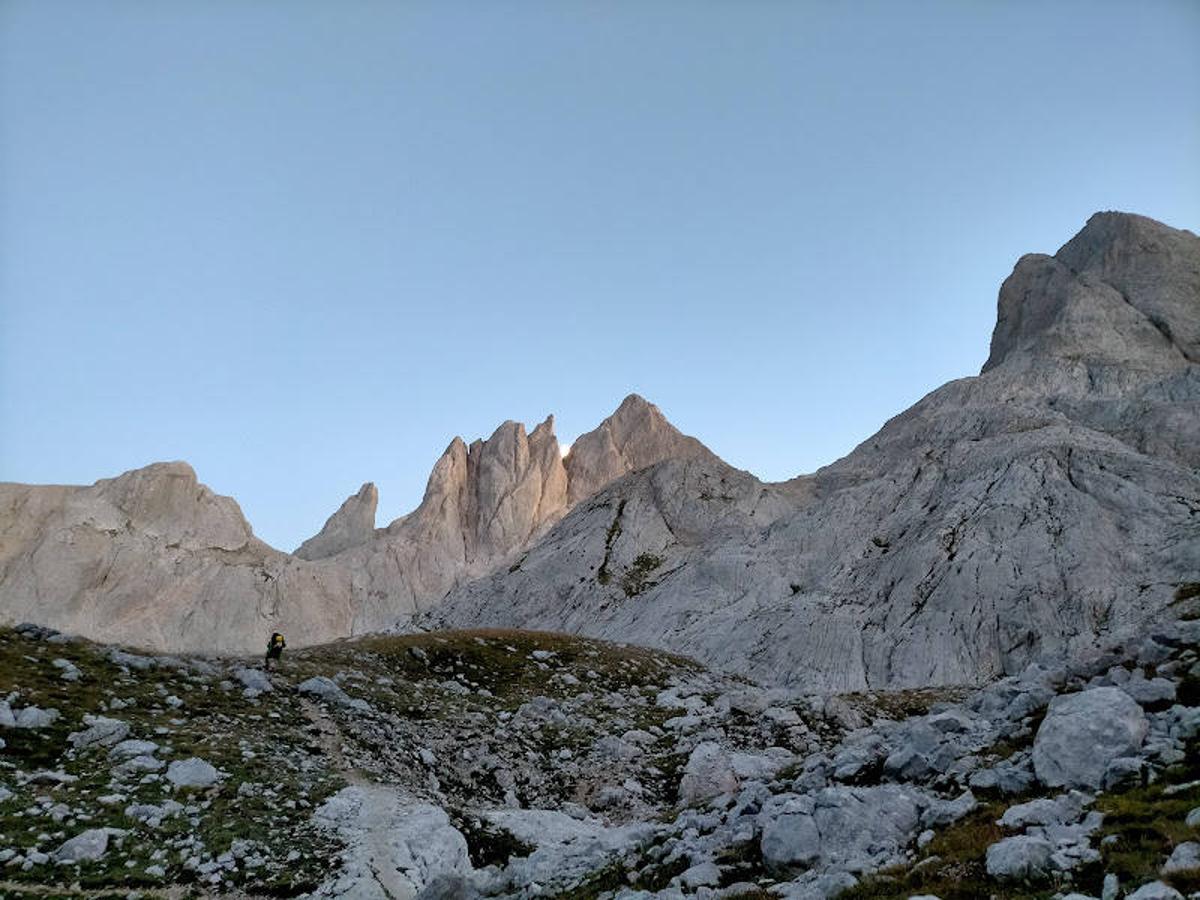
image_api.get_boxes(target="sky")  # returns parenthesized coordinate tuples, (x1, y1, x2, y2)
(2, 1, 1198, 552)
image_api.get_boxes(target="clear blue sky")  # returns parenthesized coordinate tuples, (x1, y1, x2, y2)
(2, 2, 1198, 551)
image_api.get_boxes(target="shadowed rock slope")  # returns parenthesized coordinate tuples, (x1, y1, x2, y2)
(424, 212, 1200, 691)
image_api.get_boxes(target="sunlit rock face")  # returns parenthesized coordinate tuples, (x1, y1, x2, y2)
(0, 397, 715, 652)
(298, 398, 717, 636)
(564, 394, 719, 506)
(425, 212, 1200, 690)
(0, 462, 355, 654)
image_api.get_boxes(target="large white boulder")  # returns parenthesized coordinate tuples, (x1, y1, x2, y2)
(758, 785, 926, 874)
(52, 828, 125, 864)
(985, 834, 1054, 880)
(1032, 688, 1148, 789)
(314, 787, 471, 899)
(165, 757, 221, 789)
(1126, 882, 1184, 900)
(678, 742, 739, 805)
(1161, 841, 1200, 875)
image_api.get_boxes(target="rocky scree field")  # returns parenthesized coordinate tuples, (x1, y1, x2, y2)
(0, 594, 1199, 900)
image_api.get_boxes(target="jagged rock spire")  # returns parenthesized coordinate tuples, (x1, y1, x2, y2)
(294, 482, 378, 560)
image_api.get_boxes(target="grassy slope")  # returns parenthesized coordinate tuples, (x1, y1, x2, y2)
(0, 626, 704, 898)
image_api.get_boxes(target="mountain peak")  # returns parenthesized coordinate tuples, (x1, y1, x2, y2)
(294, 481, 378, 560)
(88, 460, 252, 553)
(564, 395, 717, 504)
(612, 392, 655, 414)
(982, 211, 1199, 373)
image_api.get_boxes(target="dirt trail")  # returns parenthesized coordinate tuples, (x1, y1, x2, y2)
(300, 697, 371, 787)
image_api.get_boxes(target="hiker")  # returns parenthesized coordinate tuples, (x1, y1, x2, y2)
(265, 632, 286, 671)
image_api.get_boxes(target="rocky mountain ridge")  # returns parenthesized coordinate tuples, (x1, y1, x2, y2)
(425, 212, 1200, 691)
(0, 396, 711, 653)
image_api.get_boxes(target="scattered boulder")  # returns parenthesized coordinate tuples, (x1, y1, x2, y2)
(13, 705, 60, 729)
(998, 792, 1088, 830)
(1119, 675, 1176, 706)
(52, 828, 125, 864)
(1032, 688, 1148, 789)
(234, 666, 273, 695)
(165, 757, 221, 789)
(679, 742, 739, 804)
(68, 715, 130, 749)
(124, 800, 183, 827)
(679, 861, 721, 889)
(1103, 756, 1147, 791)
(730, 748, 796, 782)
(759, 785, 926, 876)
(926, 709, 973, 733)
(969, 758, 1035, 795)
(107, 648, 156, 671)
(52, 658, 81, 681)
(1125, 882, 1184, 900)
(985, 834, 1054, 880)
(298, 676, 371, 712)
(1161, 840, 1200, 875)
(315, 787, 475, 896)
(760, 800, 820, 870)
(772, 869, 858, 899)
(922, 790, 977, 828)
(15, 622, 61, 640)
(113, 754, 164, 776)
(109, 739, 159, 760)
(593, 735, 639, 761)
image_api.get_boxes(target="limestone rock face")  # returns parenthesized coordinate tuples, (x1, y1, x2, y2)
(986, 211, 1200, 372)
(325, 415, 573, 633)
(467, 416, 569, 558)
(564, 394, 717, 504)
(0, 462, 356, 654)
(292, 403, 714, 635)
(425, 212, 1200, 690)
(0, 396, 712, 652)
(294, 483, 377, 560)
